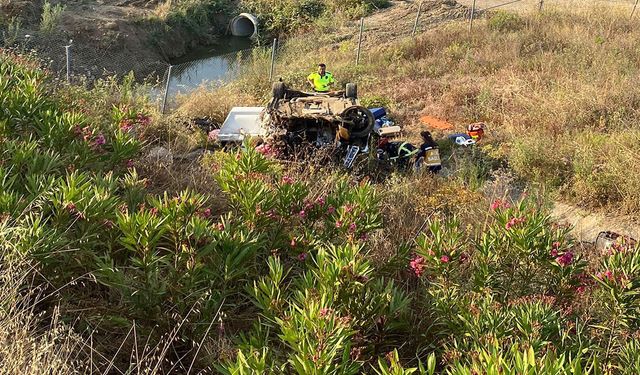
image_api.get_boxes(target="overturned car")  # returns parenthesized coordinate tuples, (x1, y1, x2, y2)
(265, 81, 374, 148)
(218, 82, 399, 165)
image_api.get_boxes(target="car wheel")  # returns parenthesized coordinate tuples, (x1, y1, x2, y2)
(342, 105, 374, 138)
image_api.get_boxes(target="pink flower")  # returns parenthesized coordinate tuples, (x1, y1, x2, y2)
(327, 206, 336, 214)
(282, 175, 294, 184)
(440, 255, 450, 263)
(335, 220, 343, 228)
(120, 120, 133, 133)
(319, 308, 332, 318)
(216, 223, 224, 231)
(505, 217, 526, 230)
(290, 238, 297, 248)
(136, 113, 151, 126)
(552, 241, 561, 249)
(92, 134, 106, 149)
(551, 249, 559, 257)
(597, 270, 614, 281)
(201, 208, 212, 218)
(149, 207, 158, 216)
(491, 199, 510, 210)
(298, 210, 306, 219)
(316, 196, 326, 206)
(208, 129, 220, 142)
(359, 233, 369, 241)
(297, 252, 307, 261)
(576, 286, 587, 294)
(344, 204, 354, 213)
(409, 255, 426, 277)
(490, 200, 502, 211)
(349, 223, 357, 233)
(556, 251, 574, 267)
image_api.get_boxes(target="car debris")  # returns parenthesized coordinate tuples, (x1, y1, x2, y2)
(218, 81, 402, 167)
(595, 231, 637, 252)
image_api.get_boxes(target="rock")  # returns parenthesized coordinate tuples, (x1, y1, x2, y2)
(146, 146, 173, 165)
(104, 21, 119, 31)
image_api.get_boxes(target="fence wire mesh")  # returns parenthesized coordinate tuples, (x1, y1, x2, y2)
(4, 0, 640, 113)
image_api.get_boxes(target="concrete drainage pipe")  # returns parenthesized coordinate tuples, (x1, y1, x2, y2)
(230, 13, 259, 39)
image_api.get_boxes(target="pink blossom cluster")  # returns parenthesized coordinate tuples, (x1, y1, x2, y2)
(207, 129, 220, 142)
(281, 175, 295, 184)
(505, 217, 526, 230)
(596, 270, 614, 282)
(319, 307, 334, 318)
(410, 255, 426, 277)
(255, 142, 281, 158)
(555, 251, 574, 267)
(199, 208, 212, 219)
(119, 113, 151, 133)
(490, 199, 511, 211)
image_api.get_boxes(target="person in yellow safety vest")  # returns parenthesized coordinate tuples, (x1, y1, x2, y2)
(307, 63, 335, 93)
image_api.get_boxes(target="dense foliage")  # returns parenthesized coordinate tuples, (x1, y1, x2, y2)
(241, 0, 390, 35)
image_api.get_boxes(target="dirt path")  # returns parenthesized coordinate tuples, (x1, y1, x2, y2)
(552, 202, 640, 242)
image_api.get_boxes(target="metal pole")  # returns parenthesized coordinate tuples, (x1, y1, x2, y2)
(161, 65, 173, 115)
(632, 0, 639, 18)
(65, 44, 71, 83)
(356, 18, 364, 66)
(269, 38, 277, 82)
(413, 1, 423, 36)
(539, 0, 544, 11)
(469, 0, 476, 32)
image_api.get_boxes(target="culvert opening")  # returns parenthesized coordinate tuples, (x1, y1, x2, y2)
(230, 13, 258, 39)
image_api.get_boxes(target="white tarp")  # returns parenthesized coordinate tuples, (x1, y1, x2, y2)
(218, 107, 266, 142)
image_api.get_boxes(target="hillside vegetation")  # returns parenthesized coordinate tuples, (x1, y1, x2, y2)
(3, 4, 640, 375)
(182, 6, 640, 215)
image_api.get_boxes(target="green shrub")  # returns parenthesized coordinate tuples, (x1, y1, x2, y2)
(487, 10, 525, 33)
(40, 1, 65, 34)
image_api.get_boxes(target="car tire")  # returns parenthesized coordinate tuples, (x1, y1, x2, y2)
(342, 105, 374, 138)
(345, 83, 357, 99)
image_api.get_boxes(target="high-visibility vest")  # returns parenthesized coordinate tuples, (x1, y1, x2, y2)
(399, 142, 418, 157)
(307, 72, 335, 92)
(390, 142, 418, 160)
(422, 148, 441, 167)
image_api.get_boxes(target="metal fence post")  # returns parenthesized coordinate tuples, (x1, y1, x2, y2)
(413, 1, 423, 36)
(539, 0, 544, 11)
(161, 65, 173, 115)
(64, 42, 72, 83)
(469, 0, 477, 32)
(356, 18, 364, 66)
(632, 0, 639, 18)
(269, 38, 277, 82)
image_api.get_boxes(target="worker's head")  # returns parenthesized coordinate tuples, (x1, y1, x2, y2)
(420, 131, 434, 142)
(318, 63, 326, 75)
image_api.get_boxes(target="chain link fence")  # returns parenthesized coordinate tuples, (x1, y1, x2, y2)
(4, 0, 640, 113)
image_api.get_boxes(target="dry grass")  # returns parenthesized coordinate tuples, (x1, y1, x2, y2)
(0, 256, 88, 374)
